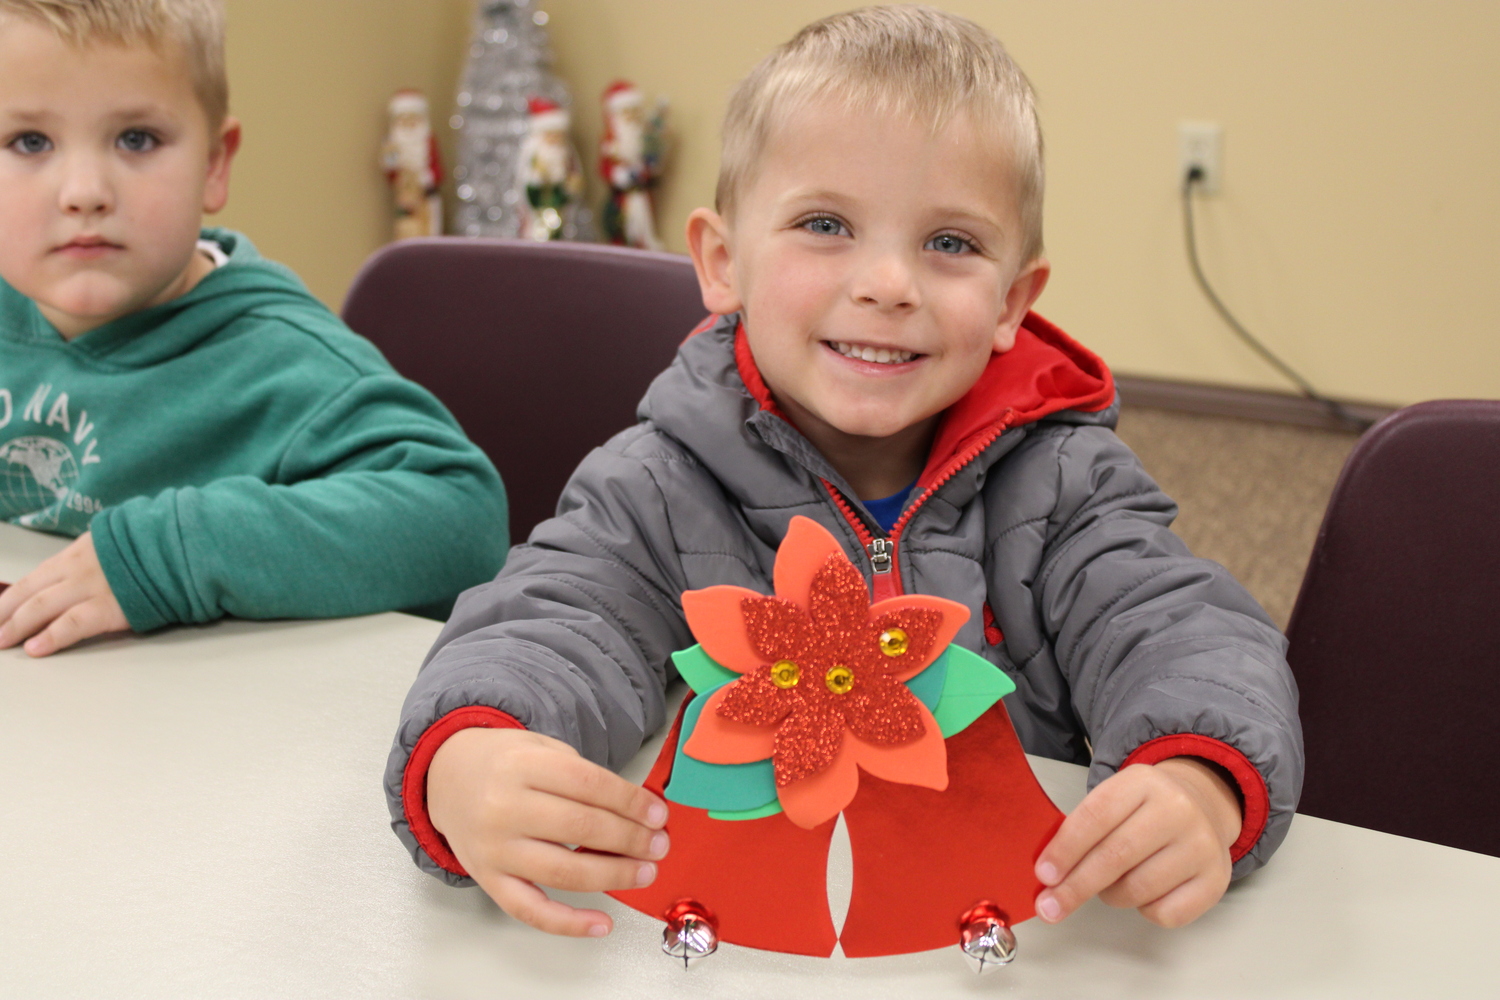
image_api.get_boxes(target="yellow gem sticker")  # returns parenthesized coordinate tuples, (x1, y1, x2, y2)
(825, 665, 855, 695)
(878, 628, 910, 657)
(770, 660, 801, 688)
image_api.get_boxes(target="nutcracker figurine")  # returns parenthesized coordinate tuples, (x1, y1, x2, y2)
(517, 96, 585, 241)
(382, 90, 444, 241)
(599, 80, 667, 250)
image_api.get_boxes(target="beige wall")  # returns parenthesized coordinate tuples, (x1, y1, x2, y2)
(222, 1, 1500, 406)
(215, 0, 470, 308)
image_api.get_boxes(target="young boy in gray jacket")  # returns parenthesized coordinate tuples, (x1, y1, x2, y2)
(386, 6, 1301, 940)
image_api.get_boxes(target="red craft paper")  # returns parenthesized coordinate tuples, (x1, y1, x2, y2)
(837, 700, 1065, 957)
(608, 702, 840, 957)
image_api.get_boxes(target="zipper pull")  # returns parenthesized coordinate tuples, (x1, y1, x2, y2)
(866, 538, 893, 575)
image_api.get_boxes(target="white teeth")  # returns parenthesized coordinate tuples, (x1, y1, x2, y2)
(832, 341, 916, 365)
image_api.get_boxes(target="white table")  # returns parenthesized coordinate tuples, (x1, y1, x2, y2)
(3, 522, 1498, 998)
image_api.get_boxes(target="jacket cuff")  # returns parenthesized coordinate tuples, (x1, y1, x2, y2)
(1121, 733, 1269, 862)
(401, 706, 527, 876)
(89, 509, 170, 632)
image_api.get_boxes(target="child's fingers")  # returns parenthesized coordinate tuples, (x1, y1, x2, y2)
(475, 868, 615, 938)
(1035, 765, 1149, 888)
(1096, 839, 1198, 911)
(22, 596, 121, 657)
(1036, 802, 1165, 923)
(518, 793, 669, 862)
(500, 837, 657, 895)
(529, 752, 670, 829)
(0, 582, 67, 649)
(1136, 871, 1225, 929)
(0, 570, 50, 637)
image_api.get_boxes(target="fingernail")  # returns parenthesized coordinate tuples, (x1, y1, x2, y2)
(1036, 893, 1061, 922)
(646, 802, 668, 827)
(588, 924, 609, 938)
(636, 862, 657, 887)
(649, 831, 669, 859)
(1036, 860, 1059, 885)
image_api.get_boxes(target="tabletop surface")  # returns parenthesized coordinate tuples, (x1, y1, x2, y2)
(3, 522, 1498, 999)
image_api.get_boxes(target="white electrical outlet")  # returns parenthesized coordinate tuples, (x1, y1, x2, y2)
(1179, 121, 1222, 194)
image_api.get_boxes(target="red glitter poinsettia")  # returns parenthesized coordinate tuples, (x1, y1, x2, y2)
(680, 517, 969, 829)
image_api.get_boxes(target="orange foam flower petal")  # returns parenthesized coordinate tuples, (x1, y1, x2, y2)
(681, 585, 771, 674)
(778, 741, 860, 830)
(773, 516, 848, 609)
(851, 700, 949, 791)
(681, 685, 778, 765)
(870, 594, 971, 680)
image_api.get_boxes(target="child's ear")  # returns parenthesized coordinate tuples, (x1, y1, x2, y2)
(992, 257, 1050, 352)
(203, 117, 242, 215)
(686, 207, 743, 315)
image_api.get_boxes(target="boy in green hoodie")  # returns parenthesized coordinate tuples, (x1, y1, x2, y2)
(0, 0, 508, 656)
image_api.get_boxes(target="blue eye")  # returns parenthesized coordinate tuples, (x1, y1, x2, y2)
(117, 129, 159, 152)
(802, 216, 848, 237)
(926, 233, 973, 255)
(8, 131, 52, 155)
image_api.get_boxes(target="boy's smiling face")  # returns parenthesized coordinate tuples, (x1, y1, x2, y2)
(0, 19, 238, 339)
(689, 97, 1048, 486)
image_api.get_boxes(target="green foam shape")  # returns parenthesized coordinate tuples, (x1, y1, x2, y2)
(932, 645, 1016, 738)
(671, 645, 739, 696)
(708, 801, 784, 821)
(902, 646, 949, 712)
(664, 686, 779, 813)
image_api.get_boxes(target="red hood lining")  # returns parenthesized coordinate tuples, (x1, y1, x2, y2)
(730, 311, 1115, 484)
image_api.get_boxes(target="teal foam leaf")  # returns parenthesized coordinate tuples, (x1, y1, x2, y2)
(901, 646, 950, 712)
(932, 645, 1016, 737)
(664, 685, 779, 813)
(671, 645, 739, 696)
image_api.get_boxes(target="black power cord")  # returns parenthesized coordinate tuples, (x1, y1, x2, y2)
(1182, 167, 1372, 431)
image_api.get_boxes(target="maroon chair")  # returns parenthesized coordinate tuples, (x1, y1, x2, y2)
(342, 238, 707, 544)
(1286, 400, 1500, 856)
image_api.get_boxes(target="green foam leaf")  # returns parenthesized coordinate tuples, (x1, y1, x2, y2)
(932, 645, 1016, 737)
(902, 646, 950, 712)
(671, 645, 739, 696)
(664, 685, 779, 813)
(708, 801, 784, 821)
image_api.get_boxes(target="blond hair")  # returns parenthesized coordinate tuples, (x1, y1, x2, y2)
(0, 0, 228, 130)
(717, 4, 1045, 261)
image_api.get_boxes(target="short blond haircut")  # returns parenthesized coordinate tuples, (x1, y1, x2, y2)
(717, 4, 1045, 261)
(0, 0, 228, 130)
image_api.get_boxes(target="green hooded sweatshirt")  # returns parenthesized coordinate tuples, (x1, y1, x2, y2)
(0, 229, 508, 630)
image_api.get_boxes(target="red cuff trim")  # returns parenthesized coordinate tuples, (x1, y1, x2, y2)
(401, 706, 526, 877)
(1121, 734, 1269, 862)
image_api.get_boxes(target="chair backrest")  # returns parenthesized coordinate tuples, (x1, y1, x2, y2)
(1286, 399, 1500, 856)
(342, 237, 707, 544)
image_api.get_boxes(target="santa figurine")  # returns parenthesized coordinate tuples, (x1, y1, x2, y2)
(599, 80, 667, 251)
(381, 89, 444, 241)
(517, 96, 585, 242)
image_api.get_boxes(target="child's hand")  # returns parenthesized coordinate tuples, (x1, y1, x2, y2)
(1034, 757, 1241, 928)
(427, 726, 670, 938)
(0, 532, 129, 656)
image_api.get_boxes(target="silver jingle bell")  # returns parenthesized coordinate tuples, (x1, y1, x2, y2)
(661, 902, 718, 969)
(959, 905, 1017, 973)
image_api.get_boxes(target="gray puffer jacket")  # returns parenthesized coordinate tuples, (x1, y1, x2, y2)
(386, 312, 1302, 884)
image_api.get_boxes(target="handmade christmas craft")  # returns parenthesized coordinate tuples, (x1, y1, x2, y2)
(609, 517, 1066, 965)
(382, 90, 444, 241)
(599, 81, 667, 250)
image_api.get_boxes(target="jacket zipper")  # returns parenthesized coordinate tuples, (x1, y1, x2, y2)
(820, 407, 1017, 601)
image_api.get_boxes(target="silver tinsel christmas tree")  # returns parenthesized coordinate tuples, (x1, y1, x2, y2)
(449, 0, 592, 239)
